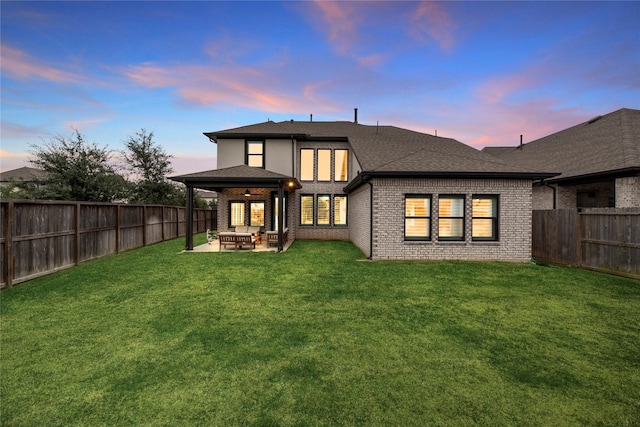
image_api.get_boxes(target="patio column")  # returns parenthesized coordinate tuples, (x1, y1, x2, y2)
(278, 180, 284, 252)
(185, 185, 194, 251)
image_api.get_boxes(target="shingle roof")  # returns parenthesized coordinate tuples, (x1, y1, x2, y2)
(170, 165, 301, 189)
(482, 108, 640, 183)
(206, 120, 552, 177)
(0, 167, 46, 182)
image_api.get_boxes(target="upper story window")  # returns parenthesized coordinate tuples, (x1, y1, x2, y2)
(300, 149, 314, 181)
(246, 140, 264, 168)
(317, 149, 331, 181)
(334, 150, 349, 181)
(299, 148, 349, 182)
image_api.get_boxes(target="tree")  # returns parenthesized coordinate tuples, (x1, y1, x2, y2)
(29, 131, 129, 202)
(122, 129, 184, 205)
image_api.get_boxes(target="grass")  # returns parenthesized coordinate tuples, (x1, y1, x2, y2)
(1, 236, 639, 426)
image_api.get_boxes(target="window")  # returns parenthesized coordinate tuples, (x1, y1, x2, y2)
(317, 195, 330, 225)
(438, 195, 464, 241)
(405, 195, 431, 240)
(250, 202, 265, 227)
(334, 150, 349, 181)
(317, 149, 331, 181)
(230, 201, 245, 227)
(272, 194, 287, 231)
(577, 191, 597, 208)
(334, 195, 347, 225)
(246, 140, 264, 168)
(300, 149, 314, 181)
(300, 195, 314, 225)
(472, 195, 498, 241)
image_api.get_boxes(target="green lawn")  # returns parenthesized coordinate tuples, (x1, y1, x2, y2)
(1, 236, 639, 426)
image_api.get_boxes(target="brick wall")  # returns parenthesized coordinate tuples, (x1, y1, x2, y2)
(347, 182, 371, 257)
(369, 178, 533, 261)
(615, 176, 640, 207)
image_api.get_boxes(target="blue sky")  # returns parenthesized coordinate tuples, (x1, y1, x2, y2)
(2, 1, 639, 174)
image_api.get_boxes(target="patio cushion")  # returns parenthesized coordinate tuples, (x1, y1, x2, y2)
(235, 226, 249, 233)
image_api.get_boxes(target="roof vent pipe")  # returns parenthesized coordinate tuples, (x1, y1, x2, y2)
(519, 134, 523, 150)
(310, 114, 313, 122)
(354, 108, 358, 124)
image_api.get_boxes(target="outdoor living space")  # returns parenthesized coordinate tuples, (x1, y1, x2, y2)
(188, 227, 292, 253)
(189, 234, 293, 253)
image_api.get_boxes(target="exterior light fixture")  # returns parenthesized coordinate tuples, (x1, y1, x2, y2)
(244, 189, 251, 197)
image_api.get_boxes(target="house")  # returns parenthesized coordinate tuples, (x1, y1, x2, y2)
(482, 108, 640, 209)
(171, 112, 555, 260)
(0, 167, 46, 187)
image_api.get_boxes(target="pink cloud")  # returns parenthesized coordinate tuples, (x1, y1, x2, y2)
(312, 0, 358, 55)
(409, 1, 457, 51)
(1, 44, 85, 83)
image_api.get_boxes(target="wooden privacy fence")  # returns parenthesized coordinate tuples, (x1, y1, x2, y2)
(0, 200, 216, 288)
(532, 208, 640, 279)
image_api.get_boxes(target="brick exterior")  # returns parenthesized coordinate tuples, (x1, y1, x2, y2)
(615, 176, 640, 207)
(368, 178, 533, 261)
(347, 182, 371, 257)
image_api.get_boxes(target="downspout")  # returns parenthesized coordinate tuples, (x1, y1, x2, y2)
(368, 180, 374, 260)
(542, 180, 557, 209)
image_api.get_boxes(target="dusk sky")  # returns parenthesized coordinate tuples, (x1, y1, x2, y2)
(2, 1, 639, 175)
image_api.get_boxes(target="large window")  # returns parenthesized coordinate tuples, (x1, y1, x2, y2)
(230, 201, 245, 227)
(317, 195, 330, 225)
(246, 140, 264, 168)
(334, 150, 349, 181)
(250, 202, 265, 227)
(317, 149, 331, 181)
(438, 195, 464, 241)
(405, 195, 431, 240)
(472, 195, 498, 241)
(300, 195, 314, 225)
(300, 149, 314, 181)
(334, 195, 347, 226)
(272, 194, 287, 231)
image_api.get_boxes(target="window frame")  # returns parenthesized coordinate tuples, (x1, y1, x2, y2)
(438, 195, 465, 241)
(333, 195, 348, 226)
(246, 140, 265, 168)
(229, 201, 246, 228)
(300, 148, 315, 181)
(300, 194, 314, 226)
(334, 149, 349, 182)
(404, 194, 432, 241)
(472, 195, 499, 241)
(249, 201, 265, 227)
(316, 194, 331, 226)
(317, 149, 331, 181)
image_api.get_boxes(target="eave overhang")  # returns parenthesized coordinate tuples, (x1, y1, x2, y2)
(539, 167, 640, 186)
(204, 132, 349, 143)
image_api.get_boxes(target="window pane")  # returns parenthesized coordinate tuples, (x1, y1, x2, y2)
(334, 196, 347, 225)
(334, 149, 348, 181)
(300, 149, 314, 181)
(273, 196, 287, 231)
(405, 218, 430, 238)
(472, 219, 494, 238)
(473, 197, 496, 217)
(247, 141, 263, 154)
(231, 202, 245, 227)
(317, 195, 330, 225)
(439, 197, 464, 217)
(439, 219, 463, 238)
(250, 202, 264, 227)
(301, 196, 314, 225)
(405, 198, 430, 216)
(248, 155, 263, 167)
(317, 149, 331, 181)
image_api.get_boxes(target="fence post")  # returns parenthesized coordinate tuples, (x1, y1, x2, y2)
(576, 210, 583, 268)
(4, 201, 14, 288)
(142, 206, 147, 247)
(75, 203, 80, 266)
(115, 204, 121, 253)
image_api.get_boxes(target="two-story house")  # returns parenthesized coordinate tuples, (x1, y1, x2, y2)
(172, 113, 556, 260)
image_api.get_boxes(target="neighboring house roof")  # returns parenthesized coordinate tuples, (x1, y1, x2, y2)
(0, 167, 46, 182)
(204, 120, 556, 192)
(482, 108, 640, 184)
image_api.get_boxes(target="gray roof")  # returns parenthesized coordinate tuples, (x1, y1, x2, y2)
(170, 165, 301, 189)
(482, 108, 640, 183)
(0, 167, 46, 182)
(206, 121, 553, 178)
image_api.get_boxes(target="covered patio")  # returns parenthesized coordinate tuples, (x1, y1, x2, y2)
(170, 165, 301, 252)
